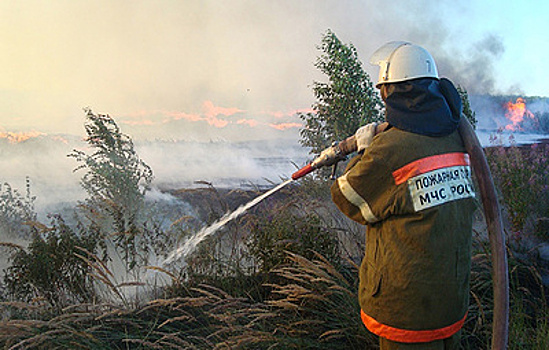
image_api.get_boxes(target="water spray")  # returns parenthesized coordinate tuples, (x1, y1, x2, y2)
(162, 179, 293, 265)
(161, 123, 389, 266)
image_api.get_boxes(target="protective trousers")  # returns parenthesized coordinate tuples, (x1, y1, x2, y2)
(379, 330, 462, 350)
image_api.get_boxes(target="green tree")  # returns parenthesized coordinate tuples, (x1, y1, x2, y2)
(457, 85, 478, 129)
(299, 30, 383, 155)
(69, 109, 154, 270)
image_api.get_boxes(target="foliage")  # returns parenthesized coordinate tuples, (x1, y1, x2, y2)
(3, 215, 99, 309)
(0, 286, 228, 349)
(246, 206, 340, 273)
(69, 108, 155, 271)
(462, 236, 549, 349)
(457, 85, 478, 129)
(0, 178, 36, 239)
(486, 141, 549, 238)
(260, 252, 376, 349)
(0, 253, 375, 350)
(1, 172, 548, 349)
(69, 108, 153, 235)
(299, 30, 383, 156)
(179, 186, 253, 285)
(181, 183, 343, 294)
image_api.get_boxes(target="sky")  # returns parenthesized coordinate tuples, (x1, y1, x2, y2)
(1, 0, 548, 142)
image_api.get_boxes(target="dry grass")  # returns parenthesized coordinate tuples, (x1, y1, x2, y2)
(1, 234, 548, 349)
(0, 249, 376, 349)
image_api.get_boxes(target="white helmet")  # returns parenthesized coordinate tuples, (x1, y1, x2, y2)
(369, 41, 439, 88)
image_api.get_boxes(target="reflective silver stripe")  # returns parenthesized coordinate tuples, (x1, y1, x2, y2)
(337, 173, 378, 223)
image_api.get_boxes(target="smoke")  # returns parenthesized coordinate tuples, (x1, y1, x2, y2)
(1, 0, 544, 217)
(433, 34, 506, 95)
(529, 99, 549, 115)
(469, 94, 549, 146)
(0, 134, 309, 218)
(3, 0, 536, 137)
(357, 1, 508, 95)
(136, 138, 308, 189)
(116, 101, 307, 141)
(0, 135, 85, 215)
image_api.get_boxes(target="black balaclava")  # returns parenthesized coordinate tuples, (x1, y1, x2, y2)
(383, 77, 462, 137)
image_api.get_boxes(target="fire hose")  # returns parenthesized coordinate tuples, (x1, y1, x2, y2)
(292, 119, 509, 349)
(458, 117, 509, 350)
(291, 123, 389, 180)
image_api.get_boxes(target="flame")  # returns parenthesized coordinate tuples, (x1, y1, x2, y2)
(0, 131, 46, 143)
(269, 122, 302, 131)
(157, 101, 243, 128)
(202, 100, 243, 119)
(120, 101, 307, 131)
(201, 101, 241, 128)
(206, 117, 229, 128)
(51, 135, 69, 144)
(237, 118, 259, 127)
(504, 97, 535, 131)
(267, 111, 285, 118)
(163, 111, 202, 123)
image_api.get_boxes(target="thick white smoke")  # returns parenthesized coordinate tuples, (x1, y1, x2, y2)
(0, 134, 309, 218)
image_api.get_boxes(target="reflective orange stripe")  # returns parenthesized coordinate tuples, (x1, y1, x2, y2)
(392, 152, 470, 185)
(361, 310, 467, 343)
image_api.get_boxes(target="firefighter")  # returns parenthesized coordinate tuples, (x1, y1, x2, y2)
(330, 41, 477, 349)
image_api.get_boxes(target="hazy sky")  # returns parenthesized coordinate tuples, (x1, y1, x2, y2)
(1, 0, 547, 141)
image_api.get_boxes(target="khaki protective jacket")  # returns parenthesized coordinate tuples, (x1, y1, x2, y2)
(331, 126, 477, 343)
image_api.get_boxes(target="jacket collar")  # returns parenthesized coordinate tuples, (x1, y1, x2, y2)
(384, 78, 461, 137)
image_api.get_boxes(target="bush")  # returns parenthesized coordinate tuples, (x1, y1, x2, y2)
(0, 178, 36, 239)
(457, 85, 478, 129)
(485, 141, 549, 239)
(3, 215, 99, 309)
(246, 208, 340, 274)
(0, 252, 374, 350)
(463, 236, 549, 349)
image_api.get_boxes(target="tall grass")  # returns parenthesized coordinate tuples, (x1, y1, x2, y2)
(478, 138, 549, 349)
(0, 252, 374, 349)
(486, 137, 549, 239)
(0, 178, 376, 349)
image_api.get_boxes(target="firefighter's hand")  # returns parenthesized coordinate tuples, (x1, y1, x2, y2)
(355, 122, 378, 152)
(311, 145, 339, 169)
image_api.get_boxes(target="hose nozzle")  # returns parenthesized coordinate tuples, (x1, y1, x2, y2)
(291, 164, 314, 180)
(291, 122, 389, 181)
(291, 136, 357, 180)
